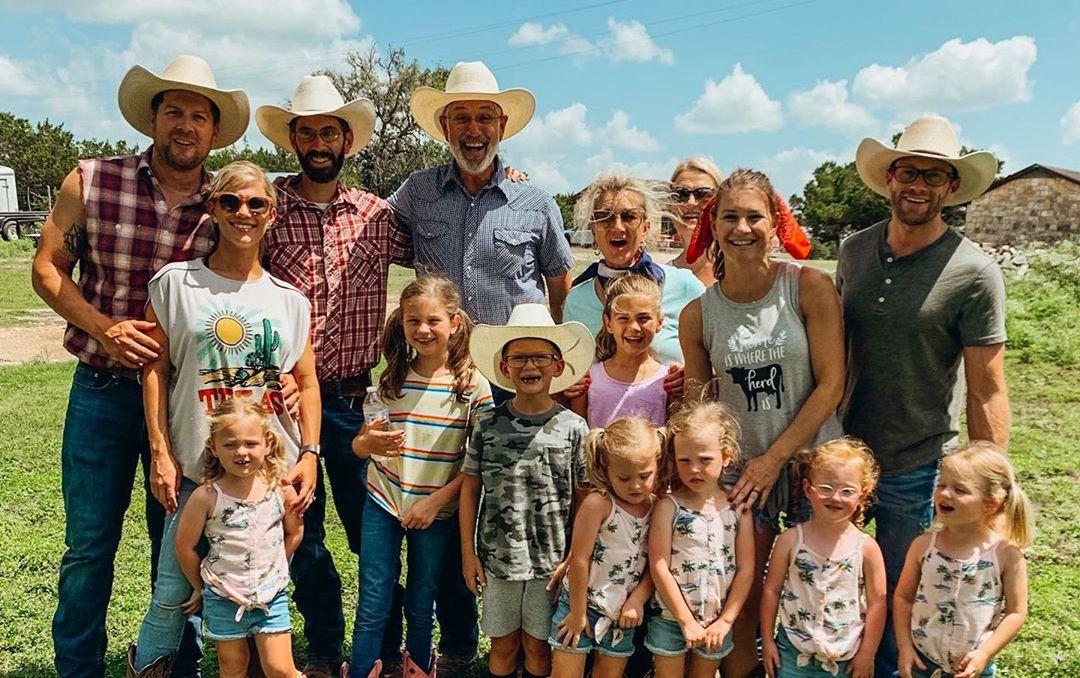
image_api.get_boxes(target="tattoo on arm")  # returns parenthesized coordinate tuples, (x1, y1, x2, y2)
(63, 222, 88, 262)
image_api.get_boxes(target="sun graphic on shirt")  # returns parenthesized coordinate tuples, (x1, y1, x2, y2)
(205, 310, 252, 354)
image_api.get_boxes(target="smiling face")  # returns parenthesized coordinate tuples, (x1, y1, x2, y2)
(441, 100, 507, 174)
(804, 459, 867, 525)
(592, 189, 651, 269)
(608, 453, 659, 506)
(210, 416, 271, 480)
(671, 168, 719, 243)
(673, 425, 729, 492)
(712, 187, 775, 266)
(499, 337, 564, 395)
(150, 89, 219, 172)
(210, 179, 275, 253)
(934, 464, 995, 528)
(886, 156, 959, 227)
(401, 294, 459, 361)
(602, 292, 660, 359)
(290, 114, 352, 184)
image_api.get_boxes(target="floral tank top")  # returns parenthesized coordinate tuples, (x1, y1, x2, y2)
(911, 533, 1005, 674)
(779, 525, 868, 675)
(656, 496, 739, 624)
(200, 483, 291, 620)
(571, 495, 651, 642)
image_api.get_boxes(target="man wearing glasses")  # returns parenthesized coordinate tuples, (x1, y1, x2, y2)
(838, 115, 1010, 675)
(256, 76, 414, 677)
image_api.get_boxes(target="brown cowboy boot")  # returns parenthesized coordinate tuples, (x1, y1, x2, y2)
(125, 644, 175, 678)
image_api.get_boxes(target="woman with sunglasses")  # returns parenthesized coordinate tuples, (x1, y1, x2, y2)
(667, 156, 723, 287)
(129, 161, 321, 674)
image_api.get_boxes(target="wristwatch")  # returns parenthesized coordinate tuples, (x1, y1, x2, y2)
(299, 443, 321, 460)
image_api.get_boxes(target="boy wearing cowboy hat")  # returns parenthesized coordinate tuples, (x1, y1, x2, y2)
(460, 304, 593, 678)
(31, 54, 248, 676)
(256, 75, 420, 677)
(836, 115, 1009, 675)
(388, 61, 575, 329)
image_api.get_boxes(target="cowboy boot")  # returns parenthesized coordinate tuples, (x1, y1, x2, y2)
(126, 644, 176, 678)
(402, 651, 436, 678)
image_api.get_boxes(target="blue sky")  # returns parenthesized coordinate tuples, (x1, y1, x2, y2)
(1, 0, 1077, 198)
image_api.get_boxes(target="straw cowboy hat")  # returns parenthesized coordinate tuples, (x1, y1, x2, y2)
(855, 115, 999, 206)
(118, 54, 250, 149)
(470, 304, 594, 395)
(410, 61, 535, 143)
(256, 75, 376, 157)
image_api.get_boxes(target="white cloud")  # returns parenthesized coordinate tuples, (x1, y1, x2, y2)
(583, 148, 677, 182)
(601, 18, 673, 65)
(518, 158, 572, 195)
(600, 110, 660, 151)
(507, 103, 594, 155)
(508, 22, 569, 47)
(852, 36, 1036, 112)
(758, 147, 846, 199)
(1061, 101, 1080, 144)
(675, 63, 782, 134)
(0, 54, 47, 97)
(788, 79, 876, 132)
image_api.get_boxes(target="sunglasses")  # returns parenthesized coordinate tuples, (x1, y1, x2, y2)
(888, 165, 957, 187)
(294, 127, 343, 144)
(590, 209, 645, 229)
(216, 193, 271, 215)
(672, 186, 716, 203)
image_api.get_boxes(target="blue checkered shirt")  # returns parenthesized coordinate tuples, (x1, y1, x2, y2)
(388, 156, 574, 325)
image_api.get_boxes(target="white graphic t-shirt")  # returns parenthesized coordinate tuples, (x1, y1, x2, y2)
(148, 259, 311, 482)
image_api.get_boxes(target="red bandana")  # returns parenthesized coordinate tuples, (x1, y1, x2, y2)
(686, 193, 812, 264)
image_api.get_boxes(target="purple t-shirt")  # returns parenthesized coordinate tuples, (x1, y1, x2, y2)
(586, 361, 668, 428)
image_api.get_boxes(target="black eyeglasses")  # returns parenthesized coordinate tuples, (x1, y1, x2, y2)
(889, 165, 957, 187)
(216, 193, 270, 215)
(503, 354, 559, 368)
(294, 127, 343, 144)
(672, 186, 716, 203)
(590, 209, 645, 229)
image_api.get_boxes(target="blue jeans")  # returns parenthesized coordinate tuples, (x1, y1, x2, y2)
(865, 459, 939, 678)
(774, 628, 849, 677)
(52, 363, 200, 677)
(134, 479, 204, 669)
(350, 494, 459, 676)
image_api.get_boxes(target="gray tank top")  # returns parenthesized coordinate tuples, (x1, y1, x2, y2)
(701, 261, 842, 459)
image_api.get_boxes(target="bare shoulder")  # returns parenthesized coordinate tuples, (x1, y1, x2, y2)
(798, 264, 837, 293)
(860, 532, 885, 558)
(996, 540, 1026, 570)
(679, 297, 703, 325)
(906, 532, 933, 559)
(582, 490, 613, 513)
(186, 484, 217, 514)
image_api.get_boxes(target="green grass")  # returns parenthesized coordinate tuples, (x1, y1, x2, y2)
(0, 242, 48, 326)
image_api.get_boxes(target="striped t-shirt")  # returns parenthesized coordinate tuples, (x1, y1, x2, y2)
(365, 368, 493, 520)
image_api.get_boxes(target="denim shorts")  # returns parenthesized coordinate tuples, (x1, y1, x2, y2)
(547, 590, 636, 657)
(911, 649, 995, 678)
(202, 588, 291, 641)
(644, 615, 733, 661)
(775, 627, 849, 677)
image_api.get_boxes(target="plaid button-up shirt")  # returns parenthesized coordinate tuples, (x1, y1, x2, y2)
(266, 175, 413, 381)
(68, 146, 214, 367)
(388, 156, 574, 326)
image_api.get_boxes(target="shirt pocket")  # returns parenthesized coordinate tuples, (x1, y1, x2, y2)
(492, 228, 535, 278)
(267, 244, 316, 291)
(347, 239, 381, 289)
(414, 218, 452, 275)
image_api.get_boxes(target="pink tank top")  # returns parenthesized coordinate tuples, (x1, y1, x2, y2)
(586, 361, 668, 428)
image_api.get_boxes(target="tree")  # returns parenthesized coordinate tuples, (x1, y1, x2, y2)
(554, 193, 575, 232)
(286, 47, 451, 198)
(206, 143, 300, 173)
(789, 161, 889, 256)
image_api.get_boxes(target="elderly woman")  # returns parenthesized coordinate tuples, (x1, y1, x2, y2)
(129, 161, 320, 675)
(563, 173, 706, 366)
(680, 168, 843, 677)
(668, 156, 723, 287)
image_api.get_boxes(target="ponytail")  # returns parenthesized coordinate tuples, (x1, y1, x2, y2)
(378, 307, 411, 401)
(1001, 480, 1034, 549)
(944, 441, 1034, 548)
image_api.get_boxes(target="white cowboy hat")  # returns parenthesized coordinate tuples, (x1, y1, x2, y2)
(470, 304, 594, 395)
(410, 61, 535, 143)
(256, 75, 376, 158)
(855, 115, 999, 206)
(118, 54, 250, 149)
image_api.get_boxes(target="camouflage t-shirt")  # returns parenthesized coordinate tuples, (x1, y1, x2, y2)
(462, 401, 589, 581)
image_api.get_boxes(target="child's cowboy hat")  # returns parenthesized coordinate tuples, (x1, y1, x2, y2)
(855, 115, 998, 206)
(117, 54, 250, 149)
(410, 61, 535, 143)
(470, 304, 594, 395)
(256, 75, 376, 158)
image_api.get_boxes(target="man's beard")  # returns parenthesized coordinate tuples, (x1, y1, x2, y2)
(300, 149, 346, 183)
(449, 137, 499, 174)
(159, 140, 207, 172)
(890, 191, 945, 227)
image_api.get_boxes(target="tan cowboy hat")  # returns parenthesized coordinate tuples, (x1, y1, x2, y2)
(256, 75, 376, 158)
(470, 304, 594, 395)
(118, 54, 249, 149)
(855, 115, 999, 206)
(410, 61, 535, 143)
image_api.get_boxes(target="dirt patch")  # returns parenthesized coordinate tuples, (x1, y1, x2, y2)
(0, 322, 73, 365)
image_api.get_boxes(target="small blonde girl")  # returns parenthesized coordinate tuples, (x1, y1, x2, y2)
(760, 438, 887, 678)
(549, 416, 667, 678)
(174, 398, 302, 678)
(648, 401, 755, 678)
(572, 275, 670, 428)
(894, 442, 1032, 678)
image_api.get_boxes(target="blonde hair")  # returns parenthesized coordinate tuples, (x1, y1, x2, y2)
(573, 172, 675, 248)
(941, 442, 1034, 548)
(583, 416, 669, 495)
(670, 155, 723, 187)
(707, 168, 780, 280)
(795, 437, 880, 527)
(663, 400, 742, 488)
(208, 160, 277, 207)
(201, 397, 287, 486)
(595, 275, 662, 361)
(380, 275, 476, 403)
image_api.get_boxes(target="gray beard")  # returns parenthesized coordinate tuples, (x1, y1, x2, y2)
(450, 142, 498, 175)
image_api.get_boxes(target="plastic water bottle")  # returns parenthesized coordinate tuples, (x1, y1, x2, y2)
(362, 386, 390, 429)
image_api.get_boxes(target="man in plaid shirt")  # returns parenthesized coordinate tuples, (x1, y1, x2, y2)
(31, 56, 249, 677)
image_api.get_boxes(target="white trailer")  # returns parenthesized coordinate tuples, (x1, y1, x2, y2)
(0, 165, 50, 242)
